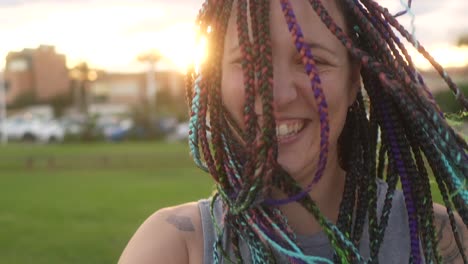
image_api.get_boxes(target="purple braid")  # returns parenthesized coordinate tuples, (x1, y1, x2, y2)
(264, 0, 331, 206)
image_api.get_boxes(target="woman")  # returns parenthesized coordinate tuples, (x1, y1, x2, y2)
(119, 0, 468, 263)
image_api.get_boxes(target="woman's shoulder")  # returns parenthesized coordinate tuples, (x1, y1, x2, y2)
(118, 201, 204, 264)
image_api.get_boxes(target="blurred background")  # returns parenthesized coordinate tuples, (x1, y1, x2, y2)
(0, 0, 467, 263)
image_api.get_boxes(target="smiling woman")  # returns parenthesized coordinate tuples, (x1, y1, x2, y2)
(119, 0, 468, 263)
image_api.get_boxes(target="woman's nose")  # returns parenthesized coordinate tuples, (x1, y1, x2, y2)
(272, 67, 298, 110)
(254, 64, 298, 114)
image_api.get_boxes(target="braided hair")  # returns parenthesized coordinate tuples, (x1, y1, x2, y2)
(186, 0, 468, 263)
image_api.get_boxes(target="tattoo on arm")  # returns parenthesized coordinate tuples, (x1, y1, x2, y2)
(166, 215, 195, 232)
(434, 209, 466, 263)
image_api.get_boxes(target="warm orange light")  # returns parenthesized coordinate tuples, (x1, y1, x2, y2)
(410, 45, 468, 70)
(155, 23, 209, 73)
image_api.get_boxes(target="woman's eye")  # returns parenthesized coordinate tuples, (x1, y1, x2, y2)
(231, 58, 243, 65)
(294, 57, 327, 66)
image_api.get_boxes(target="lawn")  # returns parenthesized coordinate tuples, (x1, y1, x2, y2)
(0, 142, 214, 264)
(0, 141, 449, 263)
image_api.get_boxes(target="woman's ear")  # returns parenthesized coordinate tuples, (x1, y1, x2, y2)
(347, 58, 362, 107)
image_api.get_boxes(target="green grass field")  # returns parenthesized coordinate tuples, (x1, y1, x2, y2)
(0, 141, 448, 263)
(0, 142, 214, 264)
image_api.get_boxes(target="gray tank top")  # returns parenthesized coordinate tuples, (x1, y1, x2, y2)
(198, 179, 418, 263)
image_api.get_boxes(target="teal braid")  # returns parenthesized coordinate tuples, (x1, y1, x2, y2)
(439, 148, 468, 206)
(189, 75, 208, 171)
(430, 153, 468, 263)
(222, 134, 243, 189)
(272, 167, 365, 263)
(187, 0, 468, 263)
(246, 214, 333, 263)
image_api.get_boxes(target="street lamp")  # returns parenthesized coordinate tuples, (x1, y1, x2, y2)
(69, 62, 97, 115)
(0, 70, 7, 145)
(138, 51, 162, 120)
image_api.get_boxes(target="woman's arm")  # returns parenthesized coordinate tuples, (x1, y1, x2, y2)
(118, 203, 201, 264)
(433, 203, 468, 264)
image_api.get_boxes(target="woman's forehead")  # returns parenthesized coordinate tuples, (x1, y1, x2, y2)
(225, 0, 347, 54)
(227, 0, 344, 23)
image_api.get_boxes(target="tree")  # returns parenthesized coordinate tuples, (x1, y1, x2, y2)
(136, 50, 163, 136)
(69, 62, 98, 115)
(137, 50, 162, 115)
(457, 34, 468, 47)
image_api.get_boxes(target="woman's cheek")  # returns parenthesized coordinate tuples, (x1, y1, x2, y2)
(222, 67, 246, 126)
(319, 73, 351, 133)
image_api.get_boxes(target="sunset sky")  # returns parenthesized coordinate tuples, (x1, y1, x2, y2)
(1, 0, 467, 73)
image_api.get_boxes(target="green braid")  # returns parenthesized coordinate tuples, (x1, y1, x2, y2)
(187, 0, 468, 263)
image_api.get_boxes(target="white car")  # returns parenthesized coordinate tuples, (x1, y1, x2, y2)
(167, 122, 211, 142)
(167, 122, 189, 142)
(0, 115, 65, 143)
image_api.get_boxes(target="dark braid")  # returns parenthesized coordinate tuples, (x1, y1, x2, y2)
(412, 143, 441, 263)
(372, 150, 399, 259)
(376, 143, 386, 181)
(233, 0, 260, 209)
(211, 0, 235, 192)
(187, 0, 468, 263)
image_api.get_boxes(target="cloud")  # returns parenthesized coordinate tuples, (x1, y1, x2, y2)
(376, 0, 468, 47)
(1, 0, 466, 72)
(0, 0, 21, 6)
(0, 0, 205, 71)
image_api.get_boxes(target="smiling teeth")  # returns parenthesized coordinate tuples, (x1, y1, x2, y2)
(276, 121, 305, 138)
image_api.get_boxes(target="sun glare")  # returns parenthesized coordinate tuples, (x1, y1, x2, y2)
(410, 45, 468, 70)
(1, 2, 465, 74)
(155, 23, 209, 73)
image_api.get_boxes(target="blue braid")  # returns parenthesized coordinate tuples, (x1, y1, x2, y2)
(246, 214, 333, 264)
(189, 75, 208, 172)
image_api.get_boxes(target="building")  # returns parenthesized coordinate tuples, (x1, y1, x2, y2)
(4, 45, 70, 106)
(89, 71, 185, 106)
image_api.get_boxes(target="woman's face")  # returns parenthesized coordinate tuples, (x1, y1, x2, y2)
(221, 0, 360, 182)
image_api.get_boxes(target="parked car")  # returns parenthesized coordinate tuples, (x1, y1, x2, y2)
(0, 115, 65, 143)
(167, 122, 190, 142)
(101, 118, 134, 142)
(60, 118, 85, 136)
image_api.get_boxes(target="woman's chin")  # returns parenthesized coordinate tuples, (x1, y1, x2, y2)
(277, 155, 306, 180)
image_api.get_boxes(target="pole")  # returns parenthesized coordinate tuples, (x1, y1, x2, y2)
(146, 60, 157, 129)
(0, 70, 7, 144)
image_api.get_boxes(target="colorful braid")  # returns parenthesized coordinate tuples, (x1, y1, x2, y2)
(187, 0, 468, 263)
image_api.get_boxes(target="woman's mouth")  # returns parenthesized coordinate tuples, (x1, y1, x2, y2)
(275, 119, 307, 144)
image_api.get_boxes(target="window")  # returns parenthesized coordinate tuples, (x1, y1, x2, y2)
(8, 59, 29, 72)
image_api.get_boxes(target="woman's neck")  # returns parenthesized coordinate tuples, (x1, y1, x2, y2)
(271, 157, 347, 236)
